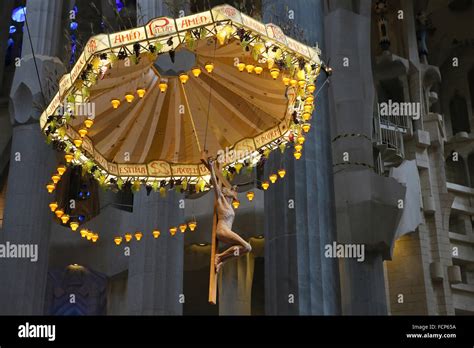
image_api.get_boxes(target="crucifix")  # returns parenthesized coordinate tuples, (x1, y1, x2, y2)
(201, 155, 252, 304)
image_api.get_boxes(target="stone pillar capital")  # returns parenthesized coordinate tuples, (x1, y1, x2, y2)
(9, 55, 65, 125)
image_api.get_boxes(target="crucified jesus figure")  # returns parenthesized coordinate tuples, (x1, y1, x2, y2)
(201, 155, 252, 274)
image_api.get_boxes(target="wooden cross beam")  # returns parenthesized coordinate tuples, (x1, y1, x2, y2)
(200, 156, 232, 305)
(208, 199, 218, 304)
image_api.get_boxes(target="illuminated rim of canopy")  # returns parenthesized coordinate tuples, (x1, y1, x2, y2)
(40, 4, 323, 188)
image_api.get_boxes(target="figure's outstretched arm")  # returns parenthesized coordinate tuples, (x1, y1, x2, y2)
(209, 159, 223, 200)
(201, 151, 221, 200)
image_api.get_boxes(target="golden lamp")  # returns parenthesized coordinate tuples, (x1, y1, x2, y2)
(269, 174, 278, 184)
(49, 202, 58, 212)
(70, 221, 79, 231)
(179, 73, 189, 84)
(110, 98, 120, 109)
(46, 183, 55, 193)
(84, 118, 94, 128)
(136, 88, 146, 98)
(51, 174, 61, 184)
(57, 165, 67, 175)
(55, 209, 64, 218)
(159, 81, 168, 93)
(78, 128, 88, 138)
(192, 66, 202, 77)
(205, 62, 214, 73)
(246, 191, 255, 201)
(125, 93, 135, 103)
(270, 68, 280, 80)
(188, 221, 197, 231)
(61, 214, 70, 224)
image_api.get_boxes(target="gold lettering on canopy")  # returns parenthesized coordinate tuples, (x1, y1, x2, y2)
(147, 160, 172, 176)
(177, 12, 212, 31)
(82, 137, 94, 155)
(94, 150, 108, 170)
(146, 17, 177, 38)
(108, 163, 118, 176)
(118, 164, 148, 176)
(59, 75, 72, 98)
(254, 127, 281, 148)
(241, 14, 266, 36)
(171, 164, 201, 177)
(70, 52, 86, 82)
(212, 5, 242, 24)
(111, 28, 145, 47)
(266, 23, 287, 46)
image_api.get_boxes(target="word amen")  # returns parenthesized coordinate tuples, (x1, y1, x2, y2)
(378, 99, 420, 120)
(324, 242, 365, 262)
(0, 242, 38, 262)
(18, 323, 56, 342)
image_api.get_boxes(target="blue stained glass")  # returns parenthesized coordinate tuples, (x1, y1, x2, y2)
(7, 38, 14, 48)
(11, 6, 26, 23)
(9, 25, 16, 34)
(78, 215, 85, 222)
(70, 21, 78, 30)
(116, 0, 124, 12)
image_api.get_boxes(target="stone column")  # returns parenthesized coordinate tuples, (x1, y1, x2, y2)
(218, 253, 254, 315)
(137, 0, 170, 23)
(261, 0, 341, 315)
(325, 0, 405, 314)
(126, 188, 184, 315)
(0, 0, 65, 314)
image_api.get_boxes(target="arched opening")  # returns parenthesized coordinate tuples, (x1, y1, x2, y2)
(449, 91, 471, 135)
(45, 264, 107, 315)
(446, 155, 468, 186)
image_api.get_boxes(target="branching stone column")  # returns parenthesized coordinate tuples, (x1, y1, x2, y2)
(261, 0, 341, 315)
(325, 1, 405, 314)
(125, 1, 188, 315)
(0, 0, 64, 314)
(126, 189, 184, 315)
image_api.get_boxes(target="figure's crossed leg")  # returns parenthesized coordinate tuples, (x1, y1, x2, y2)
(215, 229, 252, 274)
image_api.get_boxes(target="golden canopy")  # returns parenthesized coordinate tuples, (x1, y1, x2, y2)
(40, 4, 322, 187)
